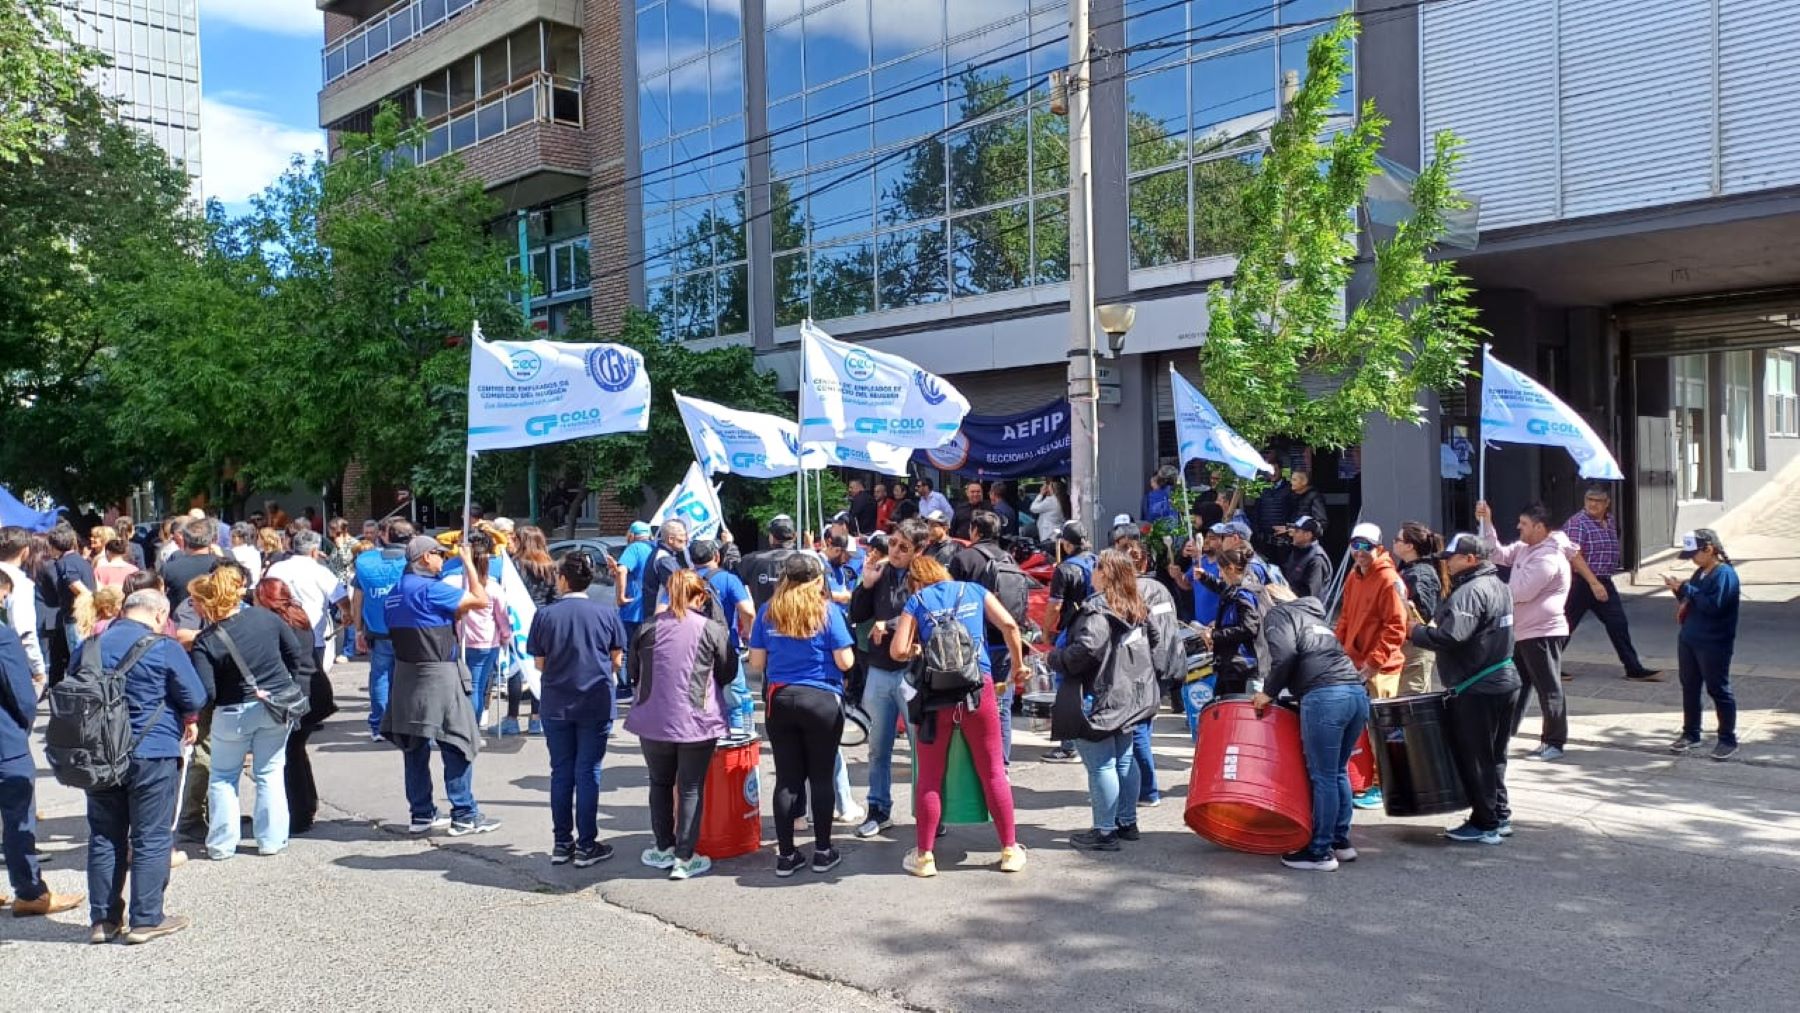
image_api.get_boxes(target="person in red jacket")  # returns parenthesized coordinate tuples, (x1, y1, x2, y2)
(1332, 523, 1410, 810)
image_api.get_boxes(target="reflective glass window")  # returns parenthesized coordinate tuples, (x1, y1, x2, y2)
(878, 223, 948, 309)
(804, 0, 871, 85)
(872, 0, 943, 64)
(810, 239, 875, 319)
(950, 203, 1030, 297)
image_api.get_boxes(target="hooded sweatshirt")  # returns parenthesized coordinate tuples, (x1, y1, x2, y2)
(1047, 595, 1161, 741)
(1260, 596, 1364, 702)
(1333, 547, 1409, 674)
(1481, 522, 1572, 641)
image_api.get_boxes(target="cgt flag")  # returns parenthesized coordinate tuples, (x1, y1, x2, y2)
(1169, 365, 1273, 480)
(1479, 347, 1624, 479)
(467, 331, 650, 452)
(675, 392, 810, 479)
(799, 319, 969, 449)
(652, 461, 725, 540)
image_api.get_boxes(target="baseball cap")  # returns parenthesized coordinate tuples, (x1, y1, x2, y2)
(405, 536, 446, 563)
(1438, 532, 1487, 559)
(628, 520, 652, 537)
(1210, 519, 1253, 541)
(1292, 516, 1322, 535)
(1678, 528, 1723, 561)
(1351, 522, 1383, 544)
(1057, 520, 1088, 546)
(769, 514, 795, 539)
(925, 509, 949, 524)
(781, 553, 824, 582)
(1111, 513, 1134, 528)
(829, 511, 851, 526)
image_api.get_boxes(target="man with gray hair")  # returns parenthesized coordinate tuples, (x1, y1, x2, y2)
(86, 587, 208, 944)
(228, 521, 262, 585)
(266, 530, 350, 672)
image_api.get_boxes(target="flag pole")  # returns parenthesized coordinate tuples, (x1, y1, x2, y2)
(1477, 343, 1490, 509)
(797, 322, 810, 532)
(464, 320, 481, 544)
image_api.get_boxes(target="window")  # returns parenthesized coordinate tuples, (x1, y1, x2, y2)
(1672, 355, 1712, 501)
(550, 237, 591, 295)
(1768, 351, 1799, 438)
(1725, 350, 1754, 471)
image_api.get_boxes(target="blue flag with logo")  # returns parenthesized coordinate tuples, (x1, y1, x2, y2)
(915, 399, 1072, 478)
(798, 320, 969, 449)
(651, 461, 724, 540)
(1169, 365, 1273, 480)
(1479, 347, 1623, 480)
(466, 327, 651, 452)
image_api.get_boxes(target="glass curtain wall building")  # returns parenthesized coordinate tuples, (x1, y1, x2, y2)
(59, 0, 204, 192)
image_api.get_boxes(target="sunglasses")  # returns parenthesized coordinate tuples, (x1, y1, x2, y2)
(1349, 539, 1375, 552)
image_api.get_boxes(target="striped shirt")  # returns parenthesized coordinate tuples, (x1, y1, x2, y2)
(1563, 511, 1622, 577)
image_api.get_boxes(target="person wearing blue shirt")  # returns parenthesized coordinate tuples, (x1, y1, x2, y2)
(526, 552, 629, 867)
(383, 538, 498, 837)
(85, 588, 208, 944)
(747, 554, 855, 877)
(1665, 529, 1742, 760)
(1, 569, 82, 918)
(613, 521, 655, 690)
(351, 519, 412, 741)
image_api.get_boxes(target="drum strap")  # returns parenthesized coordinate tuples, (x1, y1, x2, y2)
(1448, 658, 1513, 697)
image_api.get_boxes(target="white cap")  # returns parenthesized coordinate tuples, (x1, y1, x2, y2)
(1112, 513, 1133, 527)
(1351, 522, 1383, 544)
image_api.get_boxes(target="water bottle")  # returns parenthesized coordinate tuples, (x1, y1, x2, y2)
(726, 665, 755, 739)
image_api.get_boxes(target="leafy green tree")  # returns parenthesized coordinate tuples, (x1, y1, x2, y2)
(1201, 17, 1483, 450)
(0, 0, 106, 165)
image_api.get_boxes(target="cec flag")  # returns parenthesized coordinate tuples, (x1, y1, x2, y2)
(652, 461, 724, 540)
(1169, 365, 1273, 480)
(799, 320, 968, 449)
(810, 438, 914, 476)
(676, 392, 809, 478)
(496, 553, 541, 699)
(467, 330, 650, 452)
(1479, 348, 1623, 480)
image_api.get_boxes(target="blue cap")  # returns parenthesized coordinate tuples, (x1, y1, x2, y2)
(628, 521, 652, 537)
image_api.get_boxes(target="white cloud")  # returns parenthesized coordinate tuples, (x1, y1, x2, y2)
(200, 98, 322, 205)
(201, 0, 321, 37)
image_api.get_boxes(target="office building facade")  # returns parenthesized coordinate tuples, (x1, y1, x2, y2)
(59, 0, 204, 191)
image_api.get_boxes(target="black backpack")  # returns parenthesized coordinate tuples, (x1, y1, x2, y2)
(974, 544, 1034, 635)
(912, 585, 985, 696)
(45, 634, 164, 791)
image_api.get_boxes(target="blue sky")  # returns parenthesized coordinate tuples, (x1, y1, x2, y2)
(199, 0, 327, 214)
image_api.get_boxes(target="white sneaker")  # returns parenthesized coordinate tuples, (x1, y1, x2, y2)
(837, 804, 866, 827)
(669, 854, 711, 881)
(641, 847, 677, 870)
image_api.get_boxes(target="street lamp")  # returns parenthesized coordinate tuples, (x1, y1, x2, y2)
(1097, 302, 1136, 356)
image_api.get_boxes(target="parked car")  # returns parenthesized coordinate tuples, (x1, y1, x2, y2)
(548, 537, 627, 592)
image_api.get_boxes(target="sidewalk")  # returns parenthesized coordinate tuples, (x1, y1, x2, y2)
(1556, 530, 1800, 768)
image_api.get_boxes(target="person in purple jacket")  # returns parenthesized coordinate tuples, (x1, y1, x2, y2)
(623, 569, 737, 881)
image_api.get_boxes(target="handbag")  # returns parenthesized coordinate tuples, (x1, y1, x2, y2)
(214, 621, 311, 725)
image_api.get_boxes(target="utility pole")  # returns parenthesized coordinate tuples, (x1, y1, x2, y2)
(1064, 0, 1102, 532)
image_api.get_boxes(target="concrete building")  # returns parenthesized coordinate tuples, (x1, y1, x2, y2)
(59, 0, 204, 192)
(1358, 0, 1800, 563)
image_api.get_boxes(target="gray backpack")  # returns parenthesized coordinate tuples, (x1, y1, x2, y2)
(913, 585, 985, 696)
(45, 634, 164, 791)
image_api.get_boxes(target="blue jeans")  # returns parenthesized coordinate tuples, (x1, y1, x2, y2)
(860, 664, 912, 812)
(620, 621, 642, 688)
(543, 717, 609, 846)
(987, 645, 1013, 762)
(1074, 731, 1139, 832)
(1131, 720, 1162, 802)
(367, 637, 396, 736)
(1678, 639, 1737, 746)
(466, 647, 501, 723)
(85, 756, 179, 929)
(402, 739, 477, 823)
(0, 754, 46, 901)
(206, 701, 291, 858)
(1299, 683, 1370, 856)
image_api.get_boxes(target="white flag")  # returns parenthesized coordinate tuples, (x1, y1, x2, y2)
(807, 438, 914, 476)
(467, 331, 650, 452)
(675, 392, 809, 478)
(496, 553, 541, 699)
(798, 320, 968, 449)
(1479, 348, 1623, 480)
(1169, 365, 1273, 480)
(652, 461, 724, 540)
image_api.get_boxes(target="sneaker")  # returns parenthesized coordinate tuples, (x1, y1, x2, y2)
(89, 921, 122, 944)
(498, 718, 521, 737)
(615, 685, 633, 702)
(1528, 745, 1565, 761)
(1351, 787, 1384, 810)
(1138, 795, 1163, 808)
(527, 718, 543, 736)
(853, 807, 892, 839)
(369, 731, 383, 743)
(550, 842, 575, 866)
(902, 849, 937, 878)
(1712, 741, 1740, 761)
(811, 846, 842, 873)
(1670, 735, 1702, 754)
(776, 851, 807, 878)
(1331, 841, 1358, 862)
(124, 914, 192, 945)
(408, 814, 451, 834)
(1070, 829, 1121, 852)
(10, 891, 82, 917)
(837, 804, 866, 827)
(1041, 747, 1081, 763)
(1115, 822, 1141, 842)
(669, 855, 711, 881)
(640, 847, 677, 870)
(447, 815, 501, 837)
(572, 842, 614, 868)
(997, 844, 1028, 873)
(1496, 820, 1515, 838)
(168, 850, 189, 869)
(1443, 822, 1503, 845)
(1281, 849, 1340, 871)
(1625, 669, 1662, 681)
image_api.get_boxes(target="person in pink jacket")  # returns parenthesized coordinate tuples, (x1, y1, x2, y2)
(1477, 501, 1572, 761)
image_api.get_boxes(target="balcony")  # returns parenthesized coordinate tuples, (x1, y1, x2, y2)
(323, 0, 484, 88)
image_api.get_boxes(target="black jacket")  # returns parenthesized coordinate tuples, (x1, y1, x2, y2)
(191, 608, 313, 711)
(1195, 569, 1263, 680)
(922, 538, 957, 567)
(1281, 541, 1333, 599)
(848, 491, 877, 535)
(1260, 597, 1362, 701)
(1400, 559, 1442, 620)
(1409, 561, 1521, 696)
(1137, 575, 1185, 686)
(1290, 488, 1327, 532)
(849, 559, 911, 626)
(1047, 596, 1160, 740)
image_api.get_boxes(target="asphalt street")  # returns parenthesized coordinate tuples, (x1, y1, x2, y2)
(4, 655, 1798, 1012)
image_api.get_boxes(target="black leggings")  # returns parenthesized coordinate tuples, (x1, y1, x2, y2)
(766, 685, 844, 855)
(641, 738, 716, 860)
(285, 727, 318, 832)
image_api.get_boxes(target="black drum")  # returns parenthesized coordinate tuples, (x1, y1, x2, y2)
(1369, 692, 1468, 818)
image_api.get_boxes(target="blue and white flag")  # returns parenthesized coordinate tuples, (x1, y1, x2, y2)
(466, 325, 651, 452)
(497, 553, 541, 700)
(652, 461, 725, 540)
(799, 320, 969, 449)
(1479, 348, 1623, 480)
(1169, 365, 1273, 480)
(811, 437, 914, 476)
(675, 392, 810, 479)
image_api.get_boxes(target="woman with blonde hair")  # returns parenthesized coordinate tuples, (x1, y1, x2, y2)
(188, 566, 310, 859)
(73, 586, 124, 641)
(748, 554, 855, 877)
(257, 527, 284, 569)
